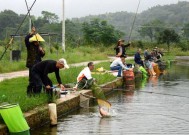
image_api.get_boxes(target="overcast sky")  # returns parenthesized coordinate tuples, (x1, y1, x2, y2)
(0, 0, 188, 19)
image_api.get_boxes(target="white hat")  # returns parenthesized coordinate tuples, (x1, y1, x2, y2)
(58, 58, 69, 69)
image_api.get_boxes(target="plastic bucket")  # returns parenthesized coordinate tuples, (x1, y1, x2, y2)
(122, 70, 134, 85)
(153, 65, 160, 74)
(0, 104, 30, 135)
(123, 70, 134, 80)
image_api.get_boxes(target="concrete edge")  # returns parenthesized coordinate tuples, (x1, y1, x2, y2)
(0, 78, 122, 134)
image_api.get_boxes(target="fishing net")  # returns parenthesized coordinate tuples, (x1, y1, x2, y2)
(79, 93, 90, 108)
(91, 83, 106, 100)
(97, 99, 111, 109)
(98, 99, 112, 117)
(77, 78, 95, 90)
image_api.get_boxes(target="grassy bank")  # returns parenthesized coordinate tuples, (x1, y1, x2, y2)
(0, 62, 116, 112)
(0, 45, 112, 73)
(1, 42, 189, 73)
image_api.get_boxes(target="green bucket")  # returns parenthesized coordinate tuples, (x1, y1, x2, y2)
(0, 104, 30, 135)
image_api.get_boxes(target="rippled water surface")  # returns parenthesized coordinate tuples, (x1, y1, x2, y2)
(31, 63, 189, 135)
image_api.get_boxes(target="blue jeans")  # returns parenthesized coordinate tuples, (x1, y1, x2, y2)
(110, 66, 122, 76)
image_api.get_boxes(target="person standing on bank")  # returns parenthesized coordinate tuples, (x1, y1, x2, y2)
(31, 58, 69, 95)
(25, 26, 45, 95)
(114, 39, 131, 57)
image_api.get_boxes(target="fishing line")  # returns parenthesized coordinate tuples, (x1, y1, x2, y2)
(24, 0, 35, 27)
(127, 112, 189, 123)
(128, 0, 141, 41)
(112, 89, 189, 99)
(0, 0, 37, 60)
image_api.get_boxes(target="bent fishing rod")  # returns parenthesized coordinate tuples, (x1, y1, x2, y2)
(0, 0, 37, 61)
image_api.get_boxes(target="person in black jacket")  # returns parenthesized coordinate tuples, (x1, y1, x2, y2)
(25, 27, 45, 96)
(114, 39, 131, 57)
(31, 58, 69, 96)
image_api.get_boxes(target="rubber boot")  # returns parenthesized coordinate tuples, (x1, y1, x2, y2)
(27, 85, 33, 97)
(46, 88, 53, 103)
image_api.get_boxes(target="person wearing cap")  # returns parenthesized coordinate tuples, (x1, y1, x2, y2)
(31, 58, 69, 95)
(114, 39, 131, 57)
(110, 55, 132, 77)
(74, 62, 95, 90)
(25, 26, 45, 96)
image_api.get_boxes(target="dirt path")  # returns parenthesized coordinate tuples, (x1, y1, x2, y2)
(0, 57, 133, 82)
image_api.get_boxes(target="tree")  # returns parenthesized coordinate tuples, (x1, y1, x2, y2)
(41, 11, 59, 24)
(182, 23, 189, 40)
(82, 19, 124, 46)
(0, 10, 19, 39)
(65, 19, 83, 47)
(157, 29, 180, 52)
(138, 20, 164, 42)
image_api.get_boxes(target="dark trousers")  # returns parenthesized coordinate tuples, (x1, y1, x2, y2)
(27, 67, 35, 95)
(110, 65, 122, 77)
(32, 70, 52, 94)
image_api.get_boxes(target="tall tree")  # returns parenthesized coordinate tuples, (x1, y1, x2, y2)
(157, 29, 180, 51)
(41, 11, 59, 24)
(182, 23, 189, 40)
(82, 19, 124, 46)
(138, 20, 164, 42)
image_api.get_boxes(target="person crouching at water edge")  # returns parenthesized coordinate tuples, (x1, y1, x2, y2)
(110, 55, 133, 77)
(74, 62, 95, 90)
(31, 58, 69, 98)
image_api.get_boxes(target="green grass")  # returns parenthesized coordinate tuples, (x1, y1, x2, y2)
(0, 62, 116, 112)
(0, 46, 111, 73)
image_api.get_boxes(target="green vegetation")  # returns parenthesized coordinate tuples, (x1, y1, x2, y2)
(0, 46, 112, 73)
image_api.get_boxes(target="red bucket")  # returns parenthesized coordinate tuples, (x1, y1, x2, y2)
(123, 70, 134, 80)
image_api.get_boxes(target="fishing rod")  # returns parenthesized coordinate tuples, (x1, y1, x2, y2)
(110, 88, 189, 99)
(24, 0, 41, 45)
(25, 0, 35, 27)
(0, 0, 37, 61)
(128, 0, 141, 42)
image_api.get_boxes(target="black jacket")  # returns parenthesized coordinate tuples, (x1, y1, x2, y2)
(25, 34, 45, 68)
(32, 60, 62, 86)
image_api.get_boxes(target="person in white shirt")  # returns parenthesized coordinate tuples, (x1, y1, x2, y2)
(74, 62, 95, 90)
(110, 55, 132, 77)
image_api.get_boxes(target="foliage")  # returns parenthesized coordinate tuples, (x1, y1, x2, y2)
(65, 19, 83, 47)
(178, 40, 189, 51)
(182, 23, 189, 40)
(41, 11, 59, 24)
(138, 20, 165, 42)
(157, 29, 180, 52)
(0, 45, 111, 73)
(82, 18, 124, 46)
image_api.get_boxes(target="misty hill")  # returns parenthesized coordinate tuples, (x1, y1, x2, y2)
(71, 1, 189, 40)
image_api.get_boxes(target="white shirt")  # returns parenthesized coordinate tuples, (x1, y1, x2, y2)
(77, 67, 92, 82)
(110, 58, 129, 70)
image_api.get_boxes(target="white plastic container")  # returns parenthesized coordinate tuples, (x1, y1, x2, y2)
(48, 103, 57, 126)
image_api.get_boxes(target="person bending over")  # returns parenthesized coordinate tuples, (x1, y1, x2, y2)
(31, 58, 69, 95)
(110, 55, 132, 77)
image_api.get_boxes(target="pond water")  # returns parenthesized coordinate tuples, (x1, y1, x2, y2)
(31, 62, 189, 135)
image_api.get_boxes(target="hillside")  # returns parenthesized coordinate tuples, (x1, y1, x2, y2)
(71, 1, 189, 40)
(0, 1, 189, 41)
